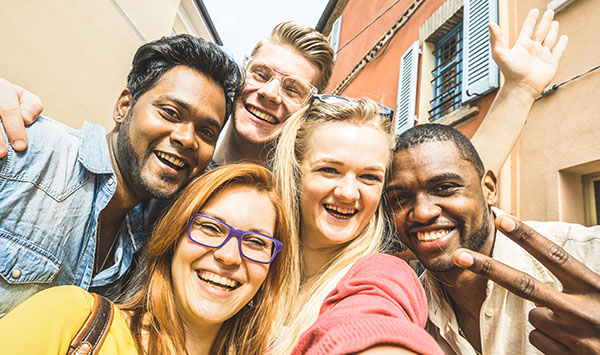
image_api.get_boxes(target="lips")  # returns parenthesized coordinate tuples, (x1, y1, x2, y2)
(324, 203, 358, 219)
(155, 151, 188, 170)
(246, 105, 278, 124)
(197, 270, 240, 291)
(416, 229, 451, 241)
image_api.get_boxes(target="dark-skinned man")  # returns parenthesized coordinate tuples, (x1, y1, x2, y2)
(386, 123, 600, 355)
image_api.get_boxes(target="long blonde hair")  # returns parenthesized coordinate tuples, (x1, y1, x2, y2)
(120, 163, 292, 355)
(270, 97, 396, 353)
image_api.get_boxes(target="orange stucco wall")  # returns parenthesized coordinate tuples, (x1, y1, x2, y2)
(325, 0, 495, 138)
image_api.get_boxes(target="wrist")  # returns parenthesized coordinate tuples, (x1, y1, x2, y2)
(498, 80, 540, 102)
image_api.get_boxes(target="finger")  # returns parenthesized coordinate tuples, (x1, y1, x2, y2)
(533, 10, 555, 42)
(452, 248, 564, 309)
(20, 89, 43, 125)
(529, 307, 568, 342)
(489, 23, 507, 60)
(529, 329, 569, 355)
(542, 21, 559, 50)
(495, 215, 600, 291)
(552, 35, 568, 62)
(517, 8, 540, 42)
(0, 80, 27, 156)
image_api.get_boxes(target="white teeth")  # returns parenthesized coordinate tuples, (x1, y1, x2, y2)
(247, 106, 277, 124)
(156, 151, 186, 168)
(324, 204, 357, 220)
(198, 271, 238, 289)
(416, 229, 451, 241)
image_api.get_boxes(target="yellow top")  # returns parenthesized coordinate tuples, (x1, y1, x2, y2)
(0, 285, 138, 354)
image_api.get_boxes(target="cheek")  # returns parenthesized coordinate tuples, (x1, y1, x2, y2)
(246, 263, 270, 291)
(362, 185, 384, 213)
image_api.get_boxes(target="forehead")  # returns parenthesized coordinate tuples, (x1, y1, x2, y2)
(149, 66, 227, 125)
(253, 42, 319, 85)
(390, 140, 478, 184)
(202, 185, 276, 228)
(305, 121, 389, 167)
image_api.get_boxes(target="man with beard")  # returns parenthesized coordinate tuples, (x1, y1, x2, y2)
(386, 123, 600, 355)
(0, 34, 242, 317)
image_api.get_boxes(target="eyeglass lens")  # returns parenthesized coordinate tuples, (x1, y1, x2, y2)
(189, 215, 276, 263)
(245, 60, 314, 105)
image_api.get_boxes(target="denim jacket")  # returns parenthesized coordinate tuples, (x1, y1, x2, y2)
(0, 117, 151, 317)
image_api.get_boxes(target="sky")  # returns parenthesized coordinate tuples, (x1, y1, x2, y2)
(203, 0, 331, 64)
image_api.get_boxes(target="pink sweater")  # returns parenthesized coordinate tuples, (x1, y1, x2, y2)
(292, 253, 443, 355)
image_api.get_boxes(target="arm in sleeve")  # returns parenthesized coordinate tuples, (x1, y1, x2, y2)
(293, 253, 443, 355)
(0, 285, 93, 354)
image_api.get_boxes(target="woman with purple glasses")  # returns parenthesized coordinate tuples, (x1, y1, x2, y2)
(0, 163, 291, 355)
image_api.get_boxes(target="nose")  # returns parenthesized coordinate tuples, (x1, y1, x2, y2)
(333, 175, 360, 203)
(213, 236, 243, 266)
(171, 122, 198, 151)
(409, 192, 441, 224)
(257, 77, 283, 104)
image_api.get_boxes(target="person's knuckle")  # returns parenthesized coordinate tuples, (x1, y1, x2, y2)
(512, 222, 534, 243)
(479, 259, 493, 276)
(547, 244, 569, 266)
(517, 274, 536, 297)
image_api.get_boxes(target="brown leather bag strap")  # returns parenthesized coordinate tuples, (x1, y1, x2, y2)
(68, 293, 114, 355)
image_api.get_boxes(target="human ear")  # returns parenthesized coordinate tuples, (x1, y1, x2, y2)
(113, 89, 132, 124)
(482, 170, 498, 206)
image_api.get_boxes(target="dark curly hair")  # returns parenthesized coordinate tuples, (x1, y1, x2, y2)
(127, 34, 243, 121)
(395, 123, 485, 179)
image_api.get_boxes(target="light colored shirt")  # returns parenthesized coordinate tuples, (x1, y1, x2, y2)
(0, 117, 150, 317)
(424, 212, 600, 355)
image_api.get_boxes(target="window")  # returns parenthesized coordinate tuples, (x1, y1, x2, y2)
(330, 16, 343, 61)
(429, 23, 463, 122)
(583, 172, 600, 226)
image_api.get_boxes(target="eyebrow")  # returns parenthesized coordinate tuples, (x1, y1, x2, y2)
(427, 172, 463, 184)
(158, 95, 223, 130)
(385, 172, 463, 193)
(314, 158, 386, 172)
(199, 212, 273, 236)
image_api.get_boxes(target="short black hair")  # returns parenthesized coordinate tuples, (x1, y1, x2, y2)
(394, 123, 485, 179)
(127, 34, 242, 121)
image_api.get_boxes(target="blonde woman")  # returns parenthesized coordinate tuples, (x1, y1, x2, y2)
(270, 95, 442, 354)
(0, 163, 291, 355)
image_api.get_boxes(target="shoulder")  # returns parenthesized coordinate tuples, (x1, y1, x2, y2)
(323, 253, 427, 324)
(523, 220, 600, 273)
(343, 253, 420, 286)
(13, 285, 93, 314)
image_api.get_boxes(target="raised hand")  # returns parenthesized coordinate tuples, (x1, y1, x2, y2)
(490, 8, 568, 97)
(0, 78, 43, 157)
(452, 214, 600, 354)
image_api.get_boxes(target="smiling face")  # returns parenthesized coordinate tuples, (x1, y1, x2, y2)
(116, 65, 226, 199)
(386, 140, 496, 272)
(233, 42, 319, 146)
(299, 121, 388, 249)
(171, 184, 275, 330)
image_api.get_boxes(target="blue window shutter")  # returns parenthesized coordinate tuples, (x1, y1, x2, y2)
(395, 40, 419, 135)
(330, 16, 342, 60)
(462, 0, 499, 103)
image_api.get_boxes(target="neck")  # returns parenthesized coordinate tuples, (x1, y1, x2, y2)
(430, 225, 497, 353)
(301, 239, 346, 283)
(95, 132, 147, 273)
(182, 320, 221, 355)
(213, 122, 270, 167)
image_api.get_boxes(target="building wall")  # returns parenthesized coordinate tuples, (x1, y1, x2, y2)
(509, 0, 600, 224)
(1, 0, 207, 131)
(324, 0, 600, 225)
(325, 0, 498, 138)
